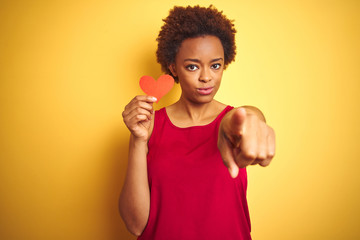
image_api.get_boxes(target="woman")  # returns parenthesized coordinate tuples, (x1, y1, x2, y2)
(120, 5, 275, 240)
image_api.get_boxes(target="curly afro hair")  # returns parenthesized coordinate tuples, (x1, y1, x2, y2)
(156, 5, 237, 82)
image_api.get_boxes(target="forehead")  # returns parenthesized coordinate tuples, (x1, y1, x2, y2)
(176, 35, 224, 60)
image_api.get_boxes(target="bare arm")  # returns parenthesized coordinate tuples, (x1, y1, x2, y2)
(119, 95, 156, 236)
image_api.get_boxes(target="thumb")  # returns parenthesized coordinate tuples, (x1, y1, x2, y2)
(230, 107, 247, 128)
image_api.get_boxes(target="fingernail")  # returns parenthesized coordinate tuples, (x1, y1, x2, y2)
(150, 96, 157, 102)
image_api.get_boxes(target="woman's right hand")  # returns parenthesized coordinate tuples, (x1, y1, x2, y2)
(122, 95, 157, 141)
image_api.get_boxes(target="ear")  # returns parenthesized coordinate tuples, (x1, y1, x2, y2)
(168, 63, 177, 77)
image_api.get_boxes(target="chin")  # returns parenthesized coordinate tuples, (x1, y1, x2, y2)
(193, 95, 216, 104)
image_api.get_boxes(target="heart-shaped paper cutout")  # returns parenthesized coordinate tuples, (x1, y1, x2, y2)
(139, 75, 175, 103)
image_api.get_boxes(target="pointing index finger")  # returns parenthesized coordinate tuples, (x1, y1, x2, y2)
(228, 108, 247, 147)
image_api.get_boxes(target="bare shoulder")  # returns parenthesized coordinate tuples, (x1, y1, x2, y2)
(213, 100, 229, 115)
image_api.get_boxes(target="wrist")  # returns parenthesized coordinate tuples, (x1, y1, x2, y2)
(130, 134, 149, 146)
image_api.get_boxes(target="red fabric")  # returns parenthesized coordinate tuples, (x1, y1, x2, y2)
(139, 106, 251, 240)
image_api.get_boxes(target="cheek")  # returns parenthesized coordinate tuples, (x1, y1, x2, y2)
(215, 71, 223, 83)
(180, 72, 198, 84)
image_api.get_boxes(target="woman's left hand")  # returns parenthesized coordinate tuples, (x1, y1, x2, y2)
(218, 107, 276, 178)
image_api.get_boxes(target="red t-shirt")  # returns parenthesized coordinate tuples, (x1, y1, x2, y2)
(139, 106, 251, 240)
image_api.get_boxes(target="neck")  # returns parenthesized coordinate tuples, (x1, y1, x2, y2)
(175, 96, 217, 122)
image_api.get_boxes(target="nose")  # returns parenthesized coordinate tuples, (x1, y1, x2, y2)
(199, 68, 212, 83)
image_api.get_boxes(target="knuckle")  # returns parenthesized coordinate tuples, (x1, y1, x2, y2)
(123, 116, 128, 123)
(135, 106, 144, 114)
(136, 115, 146, 121)
(137, 101, 145, 108)
(268, 152, 275, 159)
(235, 155, 252, 167)
(242, 151, 257, 160)
(258, 152, 267, 160)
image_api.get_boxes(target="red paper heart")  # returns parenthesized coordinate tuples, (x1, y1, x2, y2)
(139, 75, 175, 103)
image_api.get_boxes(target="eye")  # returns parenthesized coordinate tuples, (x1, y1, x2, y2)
(186, 64, 199, 71)
(211, 63, 221, 70)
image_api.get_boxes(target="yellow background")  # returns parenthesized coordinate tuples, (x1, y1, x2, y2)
(1, 0, 359, 239)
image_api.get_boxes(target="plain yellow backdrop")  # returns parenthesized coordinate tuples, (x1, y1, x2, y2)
(1, 0, 359, 239)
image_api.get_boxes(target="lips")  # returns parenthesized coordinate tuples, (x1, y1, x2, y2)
(197, 87, 214, 95)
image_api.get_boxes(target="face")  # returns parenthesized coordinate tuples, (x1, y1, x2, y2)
(169, 35, 225, 104)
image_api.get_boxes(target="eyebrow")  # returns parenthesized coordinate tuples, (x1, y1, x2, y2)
(183, 58, 224, 63)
